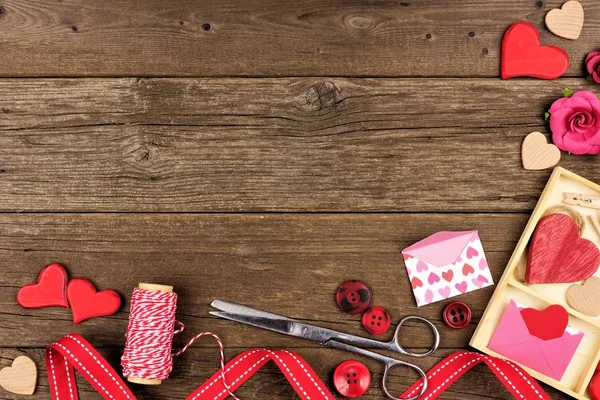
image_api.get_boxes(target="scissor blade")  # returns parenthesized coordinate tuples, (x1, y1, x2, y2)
(210, 311, 296, 336)
(211, 300, 294, 322)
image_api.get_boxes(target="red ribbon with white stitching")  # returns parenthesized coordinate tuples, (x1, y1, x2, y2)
(400, 351, 551, 400)
(46, 333, 334, 400)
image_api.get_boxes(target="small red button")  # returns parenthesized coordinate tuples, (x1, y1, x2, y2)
(336, 281, 371, 315)
(333, 360, 371, 398)
(443, 301, 472, 329)
(361, 306, 391, 335)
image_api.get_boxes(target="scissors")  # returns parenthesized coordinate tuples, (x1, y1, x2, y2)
(210, 300, 440, 400)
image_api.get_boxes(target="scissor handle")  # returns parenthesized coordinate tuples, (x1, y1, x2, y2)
(391, 316, 440, 357)
(382, 360, 427, 400)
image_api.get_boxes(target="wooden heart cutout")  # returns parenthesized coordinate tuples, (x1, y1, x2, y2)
(0, 356, 37, 395)
(521, 132, 561, 170)
(520, 304, 568, 340)
(545, 1, 584, 40)
(17, 263, 69, 309)
(526, 213, 600, 283)
(502, 22, 569, 79)
(67, 278, 122, 324)
(567, 276, 600, 316)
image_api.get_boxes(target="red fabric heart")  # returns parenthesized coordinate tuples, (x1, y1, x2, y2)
(501, 22, 569, 79)
(67, 279, 121, 324)
(17, 263, 69, 309)
(520, 304, 568, 340)
(527, 213, 600, 283)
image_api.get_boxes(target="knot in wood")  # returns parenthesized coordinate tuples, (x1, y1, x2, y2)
(346, 15, 373, 30)
(303, 81, 340, 111)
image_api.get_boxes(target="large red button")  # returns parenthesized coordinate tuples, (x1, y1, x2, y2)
(443, 302, 471, 329)
(361, 306, 391, 335)
(333, 360, 371, 398)
(336, 280, 371, 315)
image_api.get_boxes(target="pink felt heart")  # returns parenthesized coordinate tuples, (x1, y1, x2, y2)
(438, 287, 451, 298)
(455, 281, 468, 294)
(428, 272, 440, 285)
(527, 213, 600, 283)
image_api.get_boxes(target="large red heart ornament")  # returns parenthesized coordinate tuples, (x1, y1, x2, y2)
(67, 279, 121, 324)
(501, 22, 569, 79)
(527, 213, 600, 283)
(17, 263, 69, 309)
(520, 304, 568, 340)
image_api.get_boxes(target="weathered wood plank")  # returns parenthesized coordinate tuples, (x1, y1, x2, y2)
(0, 212, 525, 349)
(0, 0, 596, 78)
(0, 347, 568, 399)
(0, 77, 599, 212)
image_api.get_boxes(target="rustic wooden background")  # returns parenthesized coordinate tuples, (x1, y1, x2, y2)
(1, 0, 600, 398)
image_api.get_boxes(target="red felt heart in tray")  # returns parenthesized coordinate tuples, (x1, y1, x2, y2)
(67, 279, 121, 324)
(17, 263, 69, 309)
(526, 213, 600, 283)
(520, 304, 568, 340)
(501, 22, 569, 79)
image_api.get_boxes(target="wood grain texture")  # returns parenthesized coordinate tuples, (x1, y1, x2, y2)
(0, 0, 598, 77)
(0, 77, 599, 212)
(0, 212, 571, 399)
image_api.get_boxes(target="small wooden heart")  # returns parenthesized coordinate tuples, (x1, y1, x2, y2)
(522, 132, 561, 170)
(0, 356, 37, 395)
(567, 276, 600, 316)
(545, 1, 584, 40)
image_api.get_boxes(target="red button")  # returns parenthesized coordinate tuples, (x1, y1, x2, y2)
(443, 302, 471, 329)
(336, 281, 371, 315)
(333, 360, 371, 398)
(361, 306, 391, 335)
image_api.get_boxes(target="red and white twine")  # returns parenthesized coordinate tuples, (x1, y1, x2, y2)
(121, 288, 237, 399)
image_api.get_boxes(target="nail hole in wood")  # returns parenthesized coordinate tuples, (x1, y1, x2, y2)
(536, 0, 544, 8)
(202, 23, 211, 31)
(71, 26, 78, 32)
(179, 20, 184, 25)
(482, 48, 489, 55)
(426, 33, 432, 39)
(469, 31, 475, 37)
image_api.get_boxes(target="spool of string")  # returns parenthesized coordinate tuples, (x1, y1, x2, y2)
(121, 283, 237, 398)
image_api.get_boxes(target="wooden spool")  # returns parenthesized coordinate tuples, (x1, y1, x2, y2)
(126, 283, 174, 386)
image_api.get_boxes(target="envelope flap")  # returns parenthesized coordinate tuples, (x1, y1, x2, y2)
(402, 231, 479, 267)
(541, 332, 584, 381)
(488, 300, 532, 349)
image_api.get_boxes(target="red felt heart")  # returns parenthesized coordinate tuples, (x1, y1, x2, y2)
(17, 263, 69, 309)
(67, 279, 121, 324)
(527, 213, 600, 283)
(501, 22, 569, 79)
(520, 304, 568, 340)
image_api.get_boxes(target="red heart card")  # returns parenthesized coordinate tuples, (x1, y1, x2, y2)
(67, 279, 121, 324)
(526, 213, 600, 283)
(520, 304, 568, 340)
(501, 22, 569, 79)
(17, 263, 69, 309)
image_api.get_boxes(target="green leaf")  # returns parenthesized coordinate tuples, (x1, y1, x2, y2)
(544, 112, 550, 121)
(563, 88, 574, 98)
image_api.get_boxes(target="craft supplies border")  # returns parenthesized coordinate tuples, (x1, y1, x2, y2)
(471, 167, 600, 400)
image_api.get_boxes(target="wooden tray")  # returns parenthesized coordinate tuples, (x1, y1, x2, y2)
(471, 167, 600, 400)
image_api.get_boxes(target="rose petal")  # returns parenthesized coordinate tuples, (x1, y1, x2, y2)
(586, 51, 600, 64)
(550, 107, 574, 142)
(572, 91, 599, 105)
(561, 130, 595, 155)
(549, 97, 570, 113)
(589, 144, 600, 155)
(593, 71, 600, 84)
(587, 55, 600, 74)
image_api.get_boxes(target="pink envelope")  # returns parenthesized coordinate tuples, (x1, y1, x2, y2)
(488, 300, 583, 381)
(402, 231, 493, 306)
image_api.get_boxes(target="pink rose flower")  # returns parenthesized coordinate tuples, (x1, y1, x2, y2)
(586, 51, 600, 84)
(549, 90, 600, 155)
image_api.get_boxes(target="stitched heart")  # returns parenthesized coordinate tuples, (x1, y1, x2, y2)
(502, 22, 569, 79)
(526, 213, 600, 283)
(520, 304, 568, 340)
(462, 264, 474, 276)
(411, 277, 423, 289)
(442, 270, 454, 282)
(466, 247, 479, 259)
(545, 1, 584, 40)
(17, 263, 69, 309)
(521, 132, 561, 171)
(0, 356, 37, 395)
(428, 272, 440, 285)
(567, 277, 600, 317)
(479, 258, 488, 270)
(67, 279, 122, 324)
(438, 286, 451, 298)
(424, 289, 434, 304)
(455, 281, 468, 294)
(416, 261, 428, 272)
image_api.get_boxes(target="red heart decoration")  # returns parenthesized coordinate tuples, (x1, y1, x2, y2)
(411, 277, 423, 289)
(527, 213, 600, 283)
(520, 304, 568, 340)
(501, 22, 569, 79)
(442, 270, 454, 282)
(462, 264, 474, 277)
(67, 279, 121, 324)
(17, 263, 69, 309)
